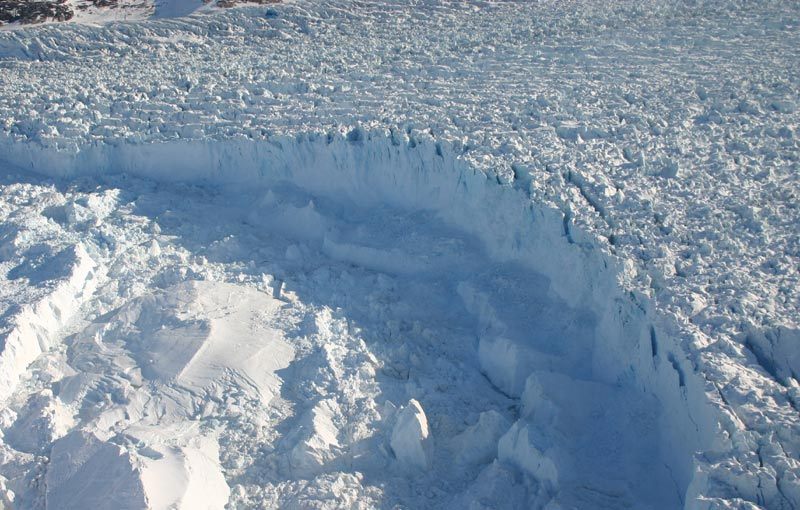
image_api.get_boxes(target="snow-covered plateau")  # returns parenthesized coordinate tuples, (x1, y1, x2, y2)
(0, 0, 798, 508)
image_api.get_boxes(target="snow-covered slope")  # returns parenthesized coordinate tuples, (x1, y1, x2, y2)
(0, 1, 798, 509)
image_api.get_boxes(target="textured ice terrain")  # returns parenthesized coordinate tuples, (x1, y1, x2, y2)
(0, 1, 798, 509)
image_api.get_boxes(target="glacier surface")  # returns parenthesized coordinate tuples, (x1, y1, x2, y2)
(0, 1, 798, 509)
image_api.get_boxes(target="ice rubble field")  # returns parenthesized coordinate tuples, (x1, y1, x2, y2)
(0, 0, 798, 508)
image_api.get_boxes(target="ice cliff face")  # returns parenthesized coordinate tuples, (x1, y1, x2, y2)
(0, 1, 798, 508)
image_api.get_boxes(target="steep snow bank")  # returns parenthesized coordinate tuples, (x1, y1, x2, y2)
(0, 243, 99, 403)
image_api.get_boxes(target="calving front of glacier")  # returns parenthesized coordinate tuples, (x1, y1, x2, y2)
(0, 0, 798, 508)
(0, 131, 788, 509)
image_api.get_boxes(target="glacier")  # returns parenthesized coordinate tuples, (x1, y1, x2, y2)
(0, 0, 798, 509)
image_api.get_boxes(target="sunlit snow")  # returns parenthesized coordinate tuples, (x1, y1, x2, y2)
(0, 1, 798, 509)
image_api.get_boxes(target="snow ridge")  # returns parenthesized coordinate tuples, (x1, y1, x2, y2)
(0, 243, 99, 403)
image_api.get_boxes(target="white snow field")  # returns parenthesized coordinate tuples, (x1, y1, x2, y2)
(0, 0, 798, 508)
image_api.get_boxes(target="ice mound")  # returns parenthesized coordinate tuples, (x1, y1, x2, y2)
(46, 429, 228, 510)
(46, 430, 146, 510)
(32, 281, 293, 509)
(115, 280, 293, 407)
(60, 280, 294, 419)
(134, 429, 229, 510)
(390, 399, 433, 471)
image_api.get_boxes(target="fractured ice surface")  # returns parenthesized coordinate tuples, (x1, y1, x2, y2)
(0, 0, 798, 508)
